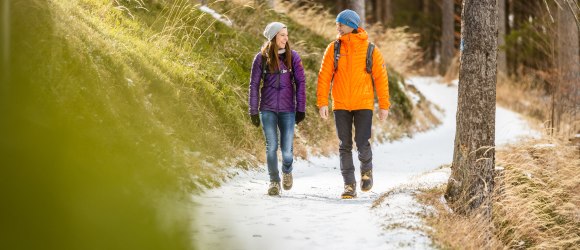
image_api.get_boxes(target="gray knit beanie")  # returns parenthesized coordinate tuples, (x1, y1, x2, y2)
(263, 22, 286, 41)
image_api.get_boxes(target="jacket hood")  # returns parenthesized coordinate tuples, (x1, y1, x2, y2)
(337, 28, 368, 43)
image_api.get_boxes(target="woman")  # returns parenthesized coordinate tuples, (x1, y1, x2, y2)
(248, 22, 306, 196)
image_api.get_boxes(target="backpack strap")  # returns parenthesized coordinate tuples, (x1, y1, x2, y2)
(366, 42, 378, 100)
(329, 40, 341, 87)
(333, 40, 341, 73)
(261, 53, 267, 86)
(261, 52, 294, 89)
(366, 42, 375, 74)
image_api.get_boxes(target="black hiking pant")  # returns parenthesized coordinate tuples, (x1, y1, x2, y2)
(334, 109, 373, 185)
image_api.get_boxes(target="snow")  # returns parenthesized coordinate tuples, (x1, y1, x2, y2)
(191, 77, 537, 250)
(199, 5, 233, 27)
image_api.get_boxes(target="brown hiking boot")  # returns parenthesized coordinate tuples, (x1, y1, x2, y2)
(282, 173, 293, 190)
(268, 182, 280, 196)
(341, 183, 357, 199)
(361, 170, 373, 192)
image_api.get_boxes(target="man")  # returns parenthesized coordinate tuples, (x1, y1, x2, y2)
(316, 9, 390, 199)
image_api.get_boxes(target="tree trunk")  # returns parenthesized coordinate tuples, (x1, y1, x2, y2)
(375, 0, 392, 25)
(555, 2, 579, 136)
(349, 0, 365, 28)
(375, 0, 383, 25)
(445, 0, 498, 219)
(422, 0, 436, 63)
(385, 0, 393, 24)
(497, 0, 507, 77)
(369, 0, 376, 23)
(440, 0, 455, 75)
(338, 0, 348, 13)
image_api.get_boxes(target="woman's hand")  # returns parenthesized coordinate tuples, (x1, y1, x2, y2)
(251, 114, 260, 127)
(295, 112, 305, 124)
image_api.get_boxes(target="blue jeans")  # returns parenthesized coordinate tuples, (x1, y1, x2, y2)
(260, 111, 295, 182)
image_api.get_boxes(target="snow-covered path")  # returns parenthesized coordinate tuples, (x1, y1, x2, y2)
(191, 77, 538, 250)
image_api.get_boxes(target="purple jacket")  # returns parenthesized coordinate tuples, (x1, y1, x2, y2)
(248, 50, 306, 115)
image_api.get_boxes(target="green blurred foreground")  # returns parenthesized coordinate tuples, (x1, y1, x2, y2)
(1, 1, 193, 249)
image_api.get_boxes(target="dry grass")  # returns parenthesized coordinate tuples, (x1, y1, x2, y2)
(446, 55, 578, 139)
(496, 76, 552, 131)
(418, 137, 580, 249)
(494, 138, 580, 249)
(271, 0, 423, 76)
(497, 75, 580, 139)
(417, 187, 504, 249)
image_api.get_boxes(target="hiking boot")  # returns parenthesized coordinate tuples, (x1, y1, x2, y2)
(268, 182, 280, 196)
(282, 173, 293, 190)
(341, 183, 357, 199)
(361, 170, 373, 192)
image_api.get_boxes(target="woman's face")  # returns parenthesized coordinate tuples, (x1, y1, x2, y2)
(275, 28, 288, 49)
(336, 22, 354, 36)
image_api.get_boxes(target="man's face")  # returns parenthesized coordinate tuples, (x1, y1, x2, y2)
(336, 22, 354, 36)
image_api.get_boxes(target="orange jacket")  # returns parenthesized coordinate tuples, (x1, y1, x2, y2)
(316, 28, 390, 111)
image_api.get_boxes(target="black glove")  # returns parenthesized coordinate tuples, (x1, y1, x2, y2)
(295, 112, 305, 124)
(251, 114, 260, 127)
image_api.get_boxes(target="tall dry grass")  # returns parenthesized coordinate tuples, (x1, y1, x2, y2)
(418, 137, 580, 249)
(232, 0, 423, 75)
(496, 76, 552, 129)
(273, 0, 423, 75)
(496, 75, 579, 140)
(493, 138, 580, 249)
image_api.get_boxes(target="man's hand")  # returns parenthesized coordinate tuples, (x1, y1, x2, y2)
(319, 106, 329, 119)
(378, 109, 389, 121)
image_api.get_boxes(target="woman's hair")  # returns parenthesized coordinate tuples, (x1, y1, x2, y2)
(261, 37, 292, 72)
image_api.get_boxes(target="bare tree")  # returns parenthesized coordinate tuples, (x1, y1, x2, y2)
(349, 0, 365, 28)
(338, 0, 348, 13)
(375, 0, 383, 24)
(440, 0, 455, 75)
(385, 0, 393, 24)
(445, 0, 498, 221)
(497, 0, 507, 77)
(373, 0, 392, 25)
(555, 1, 579, 136)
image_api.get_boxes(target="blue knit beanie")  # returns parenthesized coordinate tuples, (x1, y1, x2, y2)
(336, 9, 360, 29)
